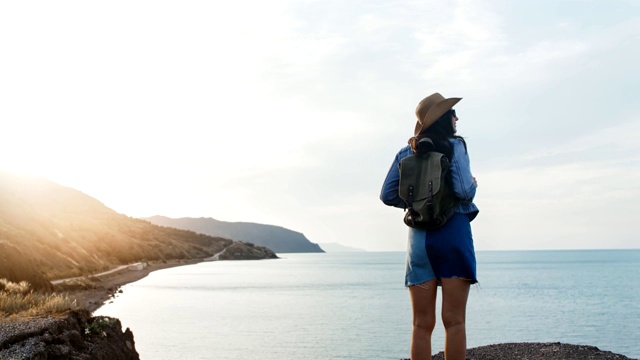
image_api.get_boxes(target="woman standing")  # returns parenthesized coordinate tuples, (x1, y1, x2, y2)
(380, 92, 479, 360)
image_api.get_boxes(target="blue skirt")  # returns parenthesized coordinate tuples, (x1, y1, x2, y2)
(405, 213, 477, 287)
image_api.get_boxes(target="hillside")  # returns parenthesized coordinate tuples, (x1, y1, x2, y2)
(0, 172, 277, 290)
(144, 216, 324, 253)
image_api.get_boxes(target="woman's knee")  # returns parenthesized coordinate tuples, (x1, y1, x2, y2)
(409, 279, 438, 333)
(440, 278, 470, 330)
(413, 312, 436, 332)
(441, 310, 465, 330)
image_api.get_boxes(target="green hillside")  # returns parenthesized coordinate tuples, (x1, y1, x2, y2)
(0, 172, 277, 290)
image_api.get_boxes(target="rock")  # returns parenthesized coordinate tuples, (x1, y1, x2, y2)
(406, 342, 636, 360)
(0, 310, 139, 359)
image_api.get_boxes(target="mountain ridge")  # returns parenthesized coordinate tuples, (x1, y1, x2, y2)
(144, 215, 325, 253)
(0, 172, 277, 290)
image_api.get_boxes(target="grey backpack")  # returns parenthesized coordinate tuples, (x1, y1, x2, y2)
(398, 138, 459, 229)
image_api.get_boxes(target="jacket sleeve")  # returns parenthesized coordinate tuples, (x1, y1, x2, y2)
(450, 139, 477, 204)
(380, 147, 409, 208)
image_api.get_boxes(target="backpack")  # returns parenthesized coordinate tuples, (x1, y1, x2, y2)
(398, 138, 459, 229)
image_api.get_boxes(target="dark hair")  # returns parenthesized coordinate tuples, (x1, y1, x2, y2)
(409, 109, 466, 159)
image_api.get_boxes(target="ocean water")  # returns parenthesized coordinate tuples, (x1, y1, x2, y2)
(95, 250, 640, 359)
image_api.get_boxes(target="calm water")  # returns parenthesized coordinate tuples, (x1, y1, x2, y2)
(95, 250, 640, 359)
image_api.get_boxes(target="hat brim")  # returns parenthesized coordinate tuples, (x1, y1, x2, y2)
(414, 97, 462, 136)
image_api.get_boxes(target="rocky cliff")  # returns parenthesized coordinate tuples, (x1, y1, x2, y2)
(0, 310, 138, 359)
(427, 342, 634, 359)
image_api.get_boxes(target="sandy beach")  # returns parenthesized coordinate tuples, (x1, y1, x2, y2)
(58, 259, 204, 313)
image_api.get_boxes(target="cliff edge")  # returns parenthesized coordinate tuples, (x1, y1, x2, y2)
(426, 342, 635, 360)
(0, 310, 138, 360)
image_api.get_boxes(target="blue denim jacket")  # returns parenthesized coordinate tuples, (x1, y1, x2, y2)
(380, 138, 479, 221)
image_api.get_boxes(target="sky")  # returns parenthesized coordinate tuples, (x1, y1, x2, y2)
(1, 0, 639, 251)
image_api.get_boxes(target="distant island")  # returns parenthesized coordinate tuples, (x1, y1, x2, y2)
(144, 216, 324, 254)
(317, 242, 366, 252)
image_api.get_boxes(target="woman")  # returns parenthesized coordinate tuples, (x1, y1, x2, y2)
(380, 92, 479, 360)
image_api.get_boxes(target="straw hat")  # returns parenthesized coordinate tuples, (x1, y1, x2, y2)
(413, 92, 462, 136)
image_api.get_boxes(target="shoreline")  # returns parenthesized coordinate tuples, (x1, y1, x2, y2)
(60, 259, 205, 313)
(47, 259, 638, 360)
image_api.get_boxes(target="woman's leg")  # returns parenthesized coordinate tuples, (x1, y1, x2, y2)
(440, 278, 471, 360)
(408, 279, 437, 360)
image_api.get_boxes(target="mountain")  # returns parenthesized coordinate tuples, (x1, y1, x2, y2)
(317, 242, 366, 252)
(0, 172, 277, 290)
(143, 216, 324, 253)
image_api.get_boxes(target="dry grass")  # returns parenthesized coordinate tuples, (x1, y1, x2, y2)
(0, 278, 79, 319)
(0, 278, 31, 295)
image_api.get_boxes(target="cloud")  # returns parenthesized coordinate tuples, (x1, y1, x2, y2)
(474, 157, 639, 250)
(1, 0, 639, 251)
(521, 121, 640, 165)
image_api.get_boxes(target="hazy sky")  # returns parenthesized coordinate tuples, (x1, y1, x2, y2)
(1, 0, 639, 251)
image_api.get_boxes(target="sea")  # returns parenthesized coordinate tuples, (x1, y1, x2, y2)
(94, 250, 640, 360)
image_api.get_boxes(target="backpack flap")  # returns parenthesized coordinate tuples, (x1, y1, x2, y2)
(399, 152, 454, 228)
(398, 155, 418, 206)
(399, 153, 445, 205)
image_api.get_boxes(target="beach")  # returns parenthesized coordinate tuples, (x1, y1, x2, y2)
(58, 259, 204, 313)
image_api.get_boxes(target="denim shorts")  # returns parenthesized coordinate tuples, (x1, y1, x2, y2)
(405, 213, 477, 287)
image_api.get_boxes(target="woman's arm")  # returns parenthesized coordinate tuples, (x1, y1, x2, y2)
(380, 146, 412, 208)
(449, 139, 477, 203)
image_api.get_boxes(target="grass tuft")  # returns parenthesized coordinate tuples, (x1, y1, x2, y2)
(0, 278, 31, 295)
(0, 278, 79, 319)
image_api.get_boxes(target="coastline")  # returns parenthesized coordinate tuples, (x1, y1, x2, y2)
(46, 257, 638, 360)
(60, 259, 204, 313)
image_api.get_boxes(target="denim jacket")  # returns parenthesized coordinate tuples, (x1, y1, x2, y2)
(380, 138, 479, 221)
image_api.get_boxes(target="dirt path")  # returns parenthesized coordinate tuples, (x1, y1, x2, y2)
(56, 244, 234, 312)
(51, 263, 145, 285)
(205, 246, 228, 261)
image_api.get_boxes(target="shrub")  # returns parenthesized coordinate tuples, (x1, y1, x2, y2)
(0, 279, 31, 295)
(85, 316, 115, 336)
(0, 278, 79, 318)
